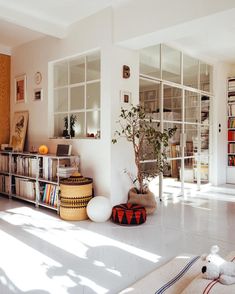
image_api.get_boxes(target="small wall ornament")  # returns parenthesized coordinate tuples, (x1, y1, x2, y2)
(123, 65, 130, 79)
(34, 71, 42, 85)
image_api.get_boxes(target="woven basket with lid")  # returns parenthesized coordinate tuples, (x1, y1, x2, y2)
(60, 172, 93, 221)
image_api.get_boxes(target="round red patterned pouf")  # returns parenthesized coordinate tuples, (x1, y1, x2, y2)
(111, 203, 147, 225)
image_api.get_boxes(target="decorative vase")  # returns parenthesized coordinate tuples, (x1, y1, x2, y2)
(128, 187, 157, 214)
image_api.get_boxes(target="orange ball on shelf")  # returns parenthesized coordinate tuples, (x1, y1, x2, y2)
(38, 145, 49, 155)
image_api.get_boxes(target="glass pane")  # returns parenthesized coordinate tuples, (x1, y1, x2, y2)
(163, 159, 182, 198)
(54, 88, 68, 112)
(183, 158, 194, 183)
(69, 57, 85, 84)
(201, 95, 210, 125)
(87, 111, 100, 138)
(185, 124, 198, 157)
(54, 62, 68, 87)
(54, 114, 67, 137)
(87, 52, 100, 81)
(183, 54, 199, 89)
(200, 62, 212, 92)
(194, 159, 209, 184)
(141, 121, 161, 161)
(164, 122, 182, 158)
(139, 45, 160, 78)
(162, 44, 181, 84)
(163, 85, 182, 121)
(70, 86, 84, 110)
(87, 82, 100, 109)
(185, 91, 200, 123)
(139, 79, 160, 115)
(201, 125, 209, 154)
(71, 112, 85, 137)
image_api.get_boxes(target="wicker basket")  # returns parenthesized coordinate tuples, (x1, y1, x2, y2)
(60, 172, 93, 221)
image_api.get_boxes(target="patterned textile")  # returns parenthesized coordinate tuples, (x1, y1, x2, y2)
(111, 203, 146, 225)
(120, 252, 235, 294)
(119, 254, 204, 294)
(182, 252, 235, 294)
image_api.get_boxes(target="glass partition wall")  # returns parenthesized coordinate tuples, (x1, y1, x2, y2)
(140, 44, 212, 199)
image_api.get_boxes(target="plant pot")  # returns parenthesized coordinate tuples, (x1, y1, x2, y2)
(70, 129, 75, 138)
(62, 129, 68, 137)
(128, 187, 157, 215)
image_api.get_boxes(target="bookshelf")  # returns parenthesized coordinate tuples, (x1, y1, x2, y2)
(0, 151, 79, 213)
(227, 78, 235, 167)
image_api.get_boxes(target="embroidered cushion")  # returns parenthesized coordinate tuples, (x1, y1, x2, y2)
(111, 203, 146, 225)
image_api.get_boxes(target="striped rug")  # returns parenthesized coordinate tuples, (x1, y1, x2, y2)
(182, 252, 235, 294)
(119, 254, 204, 294)
(120, 252, 235, 294)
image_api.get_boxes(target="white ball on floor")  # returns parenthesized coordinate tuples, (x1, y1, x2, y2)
(87, 196, 112, 222)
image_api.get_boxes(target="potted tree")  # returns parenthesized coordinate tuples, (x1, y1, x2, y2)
(112, 104, 176, 214)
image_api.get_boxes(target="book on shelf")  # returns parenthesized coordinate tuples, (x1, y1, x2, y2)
(228, 117, 235, 128)
(0, 175, 9, 194)
(13, 156, 38, 177)
(0, 154, 9, 172)
(15, 177, 35, 200)
(228, 143, 235, 153)
(228, 130, 235, 141)
(57, 166, 78, 178)
(41, 184, 58, 207)
(228, 155, 235, 166)
(228, 103, 235, 116)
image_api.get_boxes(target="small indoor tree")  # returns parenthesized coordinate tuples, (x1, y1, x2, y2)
(112, 104, 176, 196)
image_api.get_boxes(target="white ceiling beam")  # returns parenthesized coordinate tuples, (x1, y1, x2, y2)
(0, 5, 67, 39)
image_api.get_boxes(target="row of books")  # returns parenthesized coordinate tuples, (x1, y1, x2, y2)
(228, 79, 235, 92)
(228, 143, 235, 154)
(228, 155, 235, 166)
(0, 175, 10, 193)
(228, 130, 235, 141)
(228, 94, 235, 103)
(15, 178, 36, 200)
(41, 157, 77, 180)
(0, 154, 9, 172)
(12, 156, 38, 177)
(228, 118, 235, 128)
(41, 184, 58, 207)
(227, 103, 235, 117)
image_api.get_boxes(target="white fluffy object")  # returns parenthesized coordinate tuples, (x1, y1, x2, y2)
(201, 245, 235, 285)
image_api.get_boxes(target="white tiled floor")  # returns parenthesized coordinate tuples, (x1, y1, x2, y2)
(0, 192, 235, 294)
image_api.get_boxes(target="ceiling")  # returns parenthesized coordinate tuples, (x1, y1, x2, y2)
(0, 0, 128, 51)
(1, 0, 235, 64)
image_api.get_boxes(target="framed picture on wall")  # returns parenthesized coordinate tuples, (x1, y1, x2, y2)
(34, 88, 43, 101)
(10, 111, 29, 152)
(120, 90, 132, 104)
(15, 74, 26, 103)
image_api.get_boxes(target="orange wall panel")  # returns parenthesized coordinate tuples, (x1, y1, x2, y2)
(0, 54, 10, 145)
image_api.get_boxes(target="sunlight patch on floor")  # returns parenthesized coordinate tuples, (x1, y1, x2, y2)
(0, 230, 70, 294)
(0, 206, 162, 264)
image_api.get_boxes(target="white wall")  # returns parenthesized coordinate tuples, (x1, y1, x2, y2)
(212, 62, 230, 185)
(11, 9, 115, 198)
(11, 8, 140, 204)
(110, 46, 139, 205)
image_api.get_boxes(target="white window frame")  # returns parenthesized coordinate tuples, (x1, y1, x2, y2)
(49, 50, 101, 139)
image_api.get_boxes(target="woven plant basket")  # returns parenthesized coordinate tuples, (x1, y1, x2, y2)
(60, 172, 93, 221)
